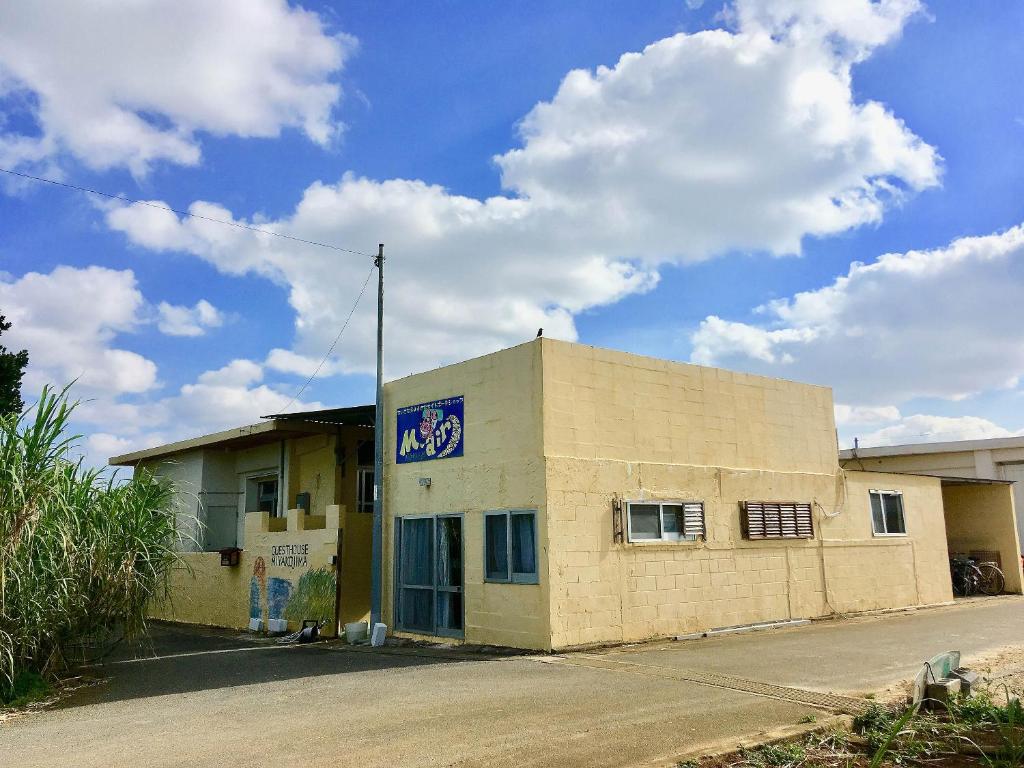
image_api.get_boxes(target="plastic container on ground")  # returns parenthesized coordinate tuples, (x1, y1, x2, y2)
(345, 621, 368, 643)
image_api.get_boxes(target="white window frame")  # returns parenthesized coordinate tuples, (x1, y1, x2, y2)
(869, 490, 907, 536)
(251, 474, 280, 517)
(483, 509, 539, 584)
(626, 501, 703, 543)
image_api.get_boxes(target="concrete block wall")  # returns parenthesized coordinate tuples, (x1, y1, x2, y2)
(382, 341, 551, 649)
(540, 338, 838, 476)
(540, 341, 954, 649)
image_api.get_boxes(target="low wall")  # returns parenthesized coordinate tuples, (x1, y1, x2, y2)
(150, 505, 344, 633)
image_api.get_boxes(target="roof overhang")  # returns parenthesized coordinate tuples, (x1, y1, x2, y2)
(261, 404, 375, 428)
(109, 407, 373, 467)
(938, 476, 1015, 487)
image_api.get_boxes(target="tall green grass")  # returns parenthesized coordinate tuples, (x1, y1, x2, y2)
(0, 386, 178, 700)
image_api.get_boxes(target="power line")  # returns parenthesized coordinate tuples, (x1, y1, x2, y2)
(0, 166, 374, 257)
(277, 263, 376, 413)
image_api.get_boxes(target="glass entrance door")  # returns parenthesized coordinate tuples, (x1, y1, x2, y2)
(396, 515, 463, 637)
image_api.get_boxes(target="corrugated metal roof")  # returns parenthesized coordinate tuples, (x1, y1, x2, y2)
(261, 404, 375, 427)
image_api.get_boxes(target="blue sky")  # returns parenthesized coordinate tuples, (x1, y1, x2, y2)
(1, 0, 1022, 463)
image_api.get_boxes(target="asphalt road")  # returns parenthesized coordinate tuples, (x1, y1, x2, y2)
(3, 598, 1022, 768)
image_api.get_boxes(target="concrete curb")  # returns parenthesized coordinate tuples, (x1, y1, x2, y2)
(656, 714, 855, 768)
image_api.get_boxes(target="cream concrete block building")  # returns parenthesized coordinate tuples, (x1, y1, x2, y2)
(840, 438, 1024, 554)
(381, 338, 1016, 651)
(119, 338, 1021, 651)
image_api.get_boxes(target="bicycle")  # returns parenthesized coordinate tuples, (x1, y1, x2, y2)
(975, 560, 1005, 596)
(950, 555, 982, 597)
(950, 555, 1005, 596)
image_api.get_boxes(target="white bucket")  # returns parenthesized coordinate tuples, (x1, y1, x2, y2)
(345, 621, 368, 644)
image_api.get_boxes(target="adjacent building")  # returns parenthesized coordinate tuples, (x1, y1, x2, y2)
(840, 437, 1024, 567)
(112, 338, 1023, 650)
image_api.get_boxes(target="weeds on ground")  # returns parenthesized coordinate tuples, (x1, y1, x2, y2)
(0, 669, 51, 708)
(679, 686, 1023, 768)
(744, 742, 807, 768)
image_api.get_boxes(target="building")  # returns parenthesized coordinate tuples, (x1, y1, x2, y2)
(112, 411, 376, 632)
(112, 338, 1023, 650)
(840, 436, 1024, 561)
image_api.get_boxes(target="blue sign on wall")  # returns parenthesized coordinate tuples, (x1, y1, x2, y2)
(396, 396, 464, 464)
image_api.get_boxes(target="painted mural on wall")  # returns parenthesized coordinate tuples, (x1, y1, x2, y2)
(396, 395, 464, 464)
(249, 550, 337, 630)
(249, 556, 266, 621)
(284, 568, 337, 625)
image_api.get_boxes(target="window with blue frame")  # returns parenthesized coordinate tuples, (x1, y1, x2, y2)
(484, 510, 538, 583)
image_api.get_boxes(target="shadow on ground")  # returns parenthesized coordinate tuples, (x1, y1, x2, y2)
(64, 623, 494, 708)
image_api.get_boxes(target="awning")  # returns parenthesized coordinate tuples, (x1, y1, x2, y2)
(938, 476, 1015, 487)
(261, 405, 375, 428)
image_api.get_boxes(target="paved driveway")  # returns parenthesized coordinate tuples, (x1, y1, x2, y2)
(4, 599, 1022, 768)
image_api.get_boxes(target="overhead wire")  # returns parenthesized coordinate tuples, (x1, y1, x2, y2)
(0, 166, 375, 257)
(1, 165, 380, 409)
(277, 263, 376, 414)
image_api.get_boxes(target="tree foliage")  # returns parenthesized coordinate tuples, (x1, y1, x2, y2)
(0, 315, 29, 417)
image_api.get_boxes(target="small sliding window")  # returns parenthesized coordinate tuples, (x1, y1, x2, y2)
(869, 490, 906, 536)
(627, 502, 704, 543)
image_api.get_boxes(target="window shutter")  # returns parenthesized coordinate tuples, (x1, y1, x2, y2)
(681, 502, 705, 539)
(743, 501, 813, 539)
(794, 502, 813, 537)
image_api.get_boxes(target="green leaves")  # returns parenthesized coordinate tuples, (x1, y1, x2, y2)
(0, 387, 178, 692)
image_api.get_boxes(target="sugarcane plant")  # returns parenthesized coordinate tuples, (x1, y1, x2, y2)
(0, 386, 179, 703)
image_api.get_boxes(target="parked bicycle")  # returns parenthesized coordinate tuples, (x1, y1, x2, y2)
(949, 555, 1005, 597)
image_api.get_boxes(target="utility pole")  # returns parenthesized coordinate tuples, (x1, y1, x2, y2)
(370, 243, 384, 629)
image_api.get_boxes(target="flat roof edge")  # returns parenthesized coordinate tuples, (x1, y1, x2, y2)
(840, 434, 1024, 459)
(109, 420, 282, 466)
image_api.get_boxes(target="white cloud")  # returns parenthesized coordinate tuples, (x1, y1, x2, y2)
(854, 414, 1024, 448)
(0, 0, 353, 174)
(156, 299, 223, 337)
(690, 224, 1024, 406)
(72, 358, 323, 465)
(0, 265, 158, 395)
(834, 403, 902, 426)
(732, 0, 924, 62)
(106, 0, 939, 379)
(1, 264, 321, 466)
(195, 359, 263, 388)
(265, 348, 342, 378)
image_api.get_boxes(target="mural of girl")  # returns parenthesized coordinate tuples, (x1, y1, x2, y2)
(249, 556, 266, 621)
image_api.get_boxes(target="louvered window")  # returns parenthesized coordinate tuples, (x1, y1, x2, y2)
(742, 501, 813, 539)
(627, 501, 704, 542)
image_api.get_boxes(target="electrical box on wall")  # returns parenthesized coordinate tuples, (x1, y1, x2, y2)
(296, 492, 311, 512)
(219, 547, 241, 567)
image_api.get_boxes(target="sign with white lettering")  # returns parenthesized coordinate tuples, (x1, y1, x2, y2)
(396, 396, 464, 464)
